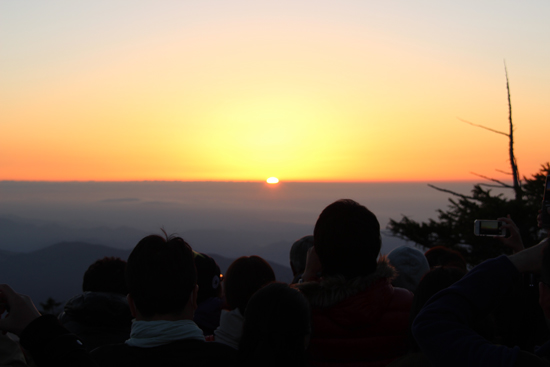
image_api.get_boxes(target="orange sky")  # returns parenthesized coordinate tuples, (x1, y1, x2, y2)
(2, 2, 549, 182)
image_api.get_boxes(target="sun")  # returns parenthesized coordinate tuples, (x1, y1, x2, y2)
(266, 177, 279, 184)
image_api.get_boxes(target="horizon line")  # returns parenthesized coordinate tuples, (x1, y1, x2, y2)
(0, 178, 511, 184)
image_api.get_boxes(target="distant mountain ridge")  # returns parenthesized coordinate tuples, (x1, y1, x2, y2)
(0, 215, 307, 266)
(0, 241, 293, 306)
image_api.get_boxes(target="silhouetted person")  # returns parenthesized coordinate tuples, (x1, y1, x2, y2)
(59, 257, 132, 351)
(289, 235, 314, 284)
(388, 266, 467, 367)
(297, 199, 413, 366)
(412, 219, 550, 366)
(387, 246, 430, 293)
(193, 252, 223, 336)
(424, 246, 467, 271)
(210, 255, 275, 348)
(238, 282, 310, 367)
(91, 234, 237, 366)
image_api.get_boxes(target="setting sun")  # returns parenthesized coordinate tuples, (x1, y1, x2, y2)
(267, 177, 279, 184)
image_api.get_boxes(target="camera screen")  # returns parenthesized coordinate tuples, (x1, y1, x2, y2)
(480, 221, 501, 235)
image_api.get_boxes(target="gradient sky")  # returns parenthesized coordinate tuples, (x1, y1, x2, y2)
(2, 1, 549, 182)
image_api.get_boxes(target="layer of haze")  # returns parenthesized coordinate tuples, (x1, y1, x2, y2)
(0, 181, 514, 265)
(1, 1, 549, 182)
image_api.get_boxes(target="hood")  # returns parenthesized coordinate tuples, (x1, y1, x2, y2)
(296, 256, 397, 309)
(296, 256, 399, 328)
(60, 291, 132, 327)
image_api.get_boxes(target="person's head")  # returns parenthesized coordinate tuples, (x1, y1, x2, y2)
(409, 266, 467, 321)
(239, 282, 311, 367)
(387, 246, 430, 293)
(125, 234, 197, 320)
(424, 246, 467, 271)
(289, 235, 314, 277)
(314, 199, 381, 279)
(193, 252, 222, 304)
(82, 257, 127, 295)
(224, 256, 276, 315)
(408, 266, 467, 352)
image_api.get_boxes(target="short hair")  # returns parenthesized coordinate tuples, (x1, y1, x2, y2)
(408, 266, 467, 352)
(289, 235, 314, 276)
(239, 282, 311, 366)
(314, 199, 381, 279)
(82, 257, 127, 295)
(224, 256, 276, 315)
(125, 234, 197, 318)
(424, 246, 467, 271)
(194, 252, 222, 304)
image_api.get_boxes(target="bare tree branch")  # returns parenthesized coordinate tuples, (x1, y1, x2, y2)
(469, 172, 514, 188)
(427, 184, 474, 199)
(457, 117, 508, 137)
(478, 183, 511, 188)
(495, 169, 512, 175)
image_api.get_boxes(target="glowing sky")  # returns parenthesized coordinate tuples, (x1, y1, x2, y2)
(2, 1, 549, 182)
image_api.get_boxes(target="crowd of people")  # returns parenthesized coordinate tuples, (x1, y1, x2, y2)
(0, 198, 549, 367)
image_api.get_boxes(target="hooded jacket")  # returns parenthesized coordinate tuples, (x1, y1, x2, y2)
(59, 291, 132, 351)
(296, 257, 413, 367)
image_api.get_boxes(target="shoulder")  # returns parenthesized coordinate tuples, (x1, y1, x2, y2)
(296, 256, 401, 308)
(391, 286, 414, 309)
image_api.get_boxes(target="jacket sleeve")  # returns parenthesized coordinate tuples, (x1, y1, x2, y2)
(412, 255, 522, 367)
(19, 314, 97, 367)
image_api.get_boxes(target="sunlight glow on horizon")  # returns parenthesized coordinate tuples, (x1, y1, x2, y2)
(1, 1, 549, 182)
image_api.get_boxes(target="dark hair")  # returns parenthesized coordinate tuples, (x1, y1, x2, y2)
(289, 235, 314, 277)
(314, 199, 381, 279)
(239, 282, 311, 367)
(194, 252, 221, 304)
(408, 266, 466, 352)
(83, 257, 127, 295)
(424, 246, 467, 271)
(224, 256, 276, 315)
(125, 234, 197, 318)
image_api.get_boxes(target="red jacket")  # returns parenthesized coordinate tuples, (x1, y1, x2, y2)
(297, 257, 413, 367)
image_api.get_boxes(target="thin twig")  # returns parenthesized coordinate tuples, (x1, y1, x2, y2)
(495, 169, 512, 175)
(457, 117, 508, 137)
(478, 183, 510, 188)
(427, 184, 474, 199)
(469, 172, 513, 188)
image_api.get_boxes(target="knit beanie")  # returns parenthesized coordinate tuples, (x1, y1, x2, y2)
(387, 246, 429, 293)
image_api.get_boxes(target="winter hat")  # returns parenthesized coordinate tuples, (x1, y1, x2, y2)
(387, 246, 429, 293)
(193, 252, 221, 304)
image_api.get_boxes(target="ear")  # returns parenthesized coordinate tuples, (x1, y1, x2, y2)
(127, 294, 138, 318)
(539, 283, 550, 319)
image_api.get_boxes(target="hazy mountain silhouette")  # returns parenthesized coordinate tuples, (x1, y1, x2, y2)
(0, 241, 292, 306)
(0, 215, 148, 252)
(0, 215, 307, 265)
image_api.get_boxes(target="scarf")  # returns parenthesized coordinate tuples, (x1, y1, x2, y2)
(213, 309, 244, 349)
(125, 319, 205, 348)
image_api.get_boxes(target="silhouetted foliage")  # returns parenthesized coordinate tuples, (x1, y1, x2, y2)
(39, 297, 63, 316)
(388, 164, 548, 266)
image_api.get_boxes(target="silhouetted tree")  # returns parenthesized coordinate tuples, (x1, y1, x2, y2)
(388, 65, 548, 266)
